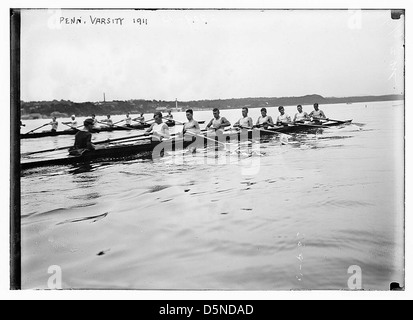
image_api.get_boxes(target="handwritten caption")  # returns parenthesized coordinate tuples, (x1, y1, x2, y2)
(59, 16, 148, 26)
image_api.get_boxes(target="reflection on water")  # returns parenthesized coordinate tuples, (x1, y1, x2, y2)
(20, 102, 404, 290)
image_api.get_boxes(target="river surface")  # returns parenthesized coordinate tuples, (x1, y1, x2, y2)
(20, 101, 405, 290)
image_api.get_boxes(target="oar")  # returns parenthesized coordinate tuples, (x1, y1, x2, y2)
(62, 123, 79, 130)
(22, 133, 151, 156)
(24, 123, 49, 135)
(325, 119, 352, 124)
(97, 120, 133, 131)
(169, 118, 232, 148)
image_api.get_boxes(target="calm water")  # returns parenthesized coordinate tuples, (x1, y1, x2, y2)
(20, 101, 405, 290)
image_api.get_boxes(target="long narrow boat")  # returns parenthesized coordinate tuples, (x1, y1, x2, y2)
(20, 120, 176, 140)
(21, 120, 352, 170)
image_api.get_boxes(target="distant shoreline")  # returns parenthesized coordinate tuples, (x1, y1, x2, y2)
(20, 94, 404, 119)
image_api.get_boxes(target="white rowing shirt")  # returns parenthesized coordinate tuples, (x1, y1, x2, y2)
(295, 112, 308, 122)
(50, 121, 58, 130)
(70, 120, 78, 128)
(257, 116, 273, 125)
(237, 117, 253, 128)
(152, 122, 170, 140)
(125, 117, 132, 125)
(277, 114, 291, 123)
(309, 110, 326, 119)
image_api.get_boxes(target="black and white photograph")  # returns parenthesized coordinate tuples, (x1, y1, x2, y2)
(10, 7, 405, 292)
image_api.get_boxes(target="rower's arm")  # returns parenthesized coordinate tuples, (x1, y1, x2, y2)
(320, 111, 327, 119)
(145, 124, 154, 135)
(86, 134, 95, 150)
(206, 119, 213, 128)
(268, 117, 275, 125)
(233, 119, 240, 127)
(221, 117, 231, 128)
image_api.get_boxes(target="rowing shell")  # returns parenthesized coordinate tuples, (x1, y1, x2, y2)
(20, 120, 176, 140)
(21, 120, 352, 170)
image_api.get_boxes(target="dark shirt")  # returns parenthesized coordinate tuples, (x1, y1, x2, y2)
(74, 131, 95, 150)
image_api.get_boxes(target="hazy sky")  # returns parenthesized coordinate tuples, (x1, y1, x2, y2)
(21, 9, 405, 102)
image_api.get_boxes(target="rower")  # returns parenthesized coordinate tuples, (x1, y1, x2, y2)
(134, 113, 145, 124)
(63, 115, 78, 130)
(182, 109, 201, 141)
(125, 113, 132, 127)
(234, 107, 253, 130)
(101, 115, 114, 127)
(20, 121, 26, 127)
(309, 103, 327, 123)
(91, 114, 99, 128)
(256, 108, 275, 129)
(48, 117, 59, 132)
(206, 108, 231, 134)
(276, 106, 292, 126)
(145, 112, 170, 141)
(69, 118, 96, 155)
(293, 105, 310, 124)
(165, 110, 174, 120)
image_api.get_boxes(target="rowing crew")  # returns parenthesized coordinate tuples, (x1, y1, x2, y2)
(234, 103, 328, 130)
(71, 104, 328, 152)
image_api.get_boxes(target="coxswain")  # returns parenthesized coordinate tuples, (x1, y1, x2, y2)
(234, 107, 253, 129)
(276, 106, 292, 126)
(145, 112, 170, 141)
(69, 118, 96, 155)
(309, 103, 327, 122)
(63, 115, 78, 130)
(256, 108, 275, 129)
(182, 109, 201, 141)
(206, 108, 231, 134)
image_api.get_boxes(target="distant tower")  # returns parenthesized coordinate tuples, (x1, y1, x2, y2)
(103, 93, 106, 103)
(175, 98, 178, 110)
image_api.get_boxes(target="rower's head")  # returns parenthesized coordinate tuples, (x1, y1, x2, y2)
(107, 115, 111, 119)
(71, 115, 76, 120)
(314, 103, 319, 111)
(297, 105, 303, 113)
(242, 107, 249, 118)
(261, 108, 267, 117)
(168, 110, 172, 115)
(127, 112, 130, 117)
(52, 116, 57, 121)
(84, 118, 95, 131)
(186, 109, 194, 121)
(141, 113, 144, 117)
(92, 114, 96, 119)
(153, 111, 163, 124)
(279, 106, 285, 115)
(213, 108, 220, 119)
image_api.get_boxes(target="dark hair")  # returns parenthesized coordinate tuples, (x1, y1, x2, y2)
(242, 107, 249, 112)
(261, 108, 267, 113)
(314, 103, 319, 107)
(213, 108, 220, 113)
(278, 106, 284, 111)
(297, 105, 302, 108)
(154, 111, 163, 119)
(186, 109, 194, 115)
(84, 118, 94, 126)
